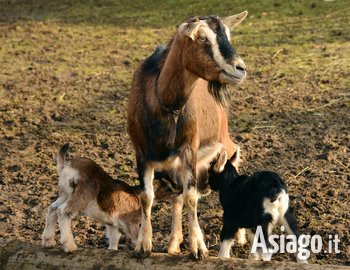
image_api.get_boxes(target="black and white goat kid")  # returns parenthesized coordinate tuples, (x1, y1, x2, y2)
(208, 151, 307, 263)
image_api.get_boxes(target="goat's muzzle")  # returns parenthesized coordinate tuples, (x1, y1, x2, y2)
(219, 56, 246, 85)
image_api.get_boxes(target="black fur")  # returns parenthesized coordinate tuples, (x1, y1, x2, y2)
(209, 160, 300, 244)
(59, 143, 70, 158)
(141, 45, 167, 76)
(208, 81, 229, 107)
(204, 16, 238, 107)
(69, 178, 77, 194)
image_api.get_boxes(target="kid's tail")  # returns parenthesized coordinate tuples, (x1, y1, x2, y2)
(57, 143, 70, 174)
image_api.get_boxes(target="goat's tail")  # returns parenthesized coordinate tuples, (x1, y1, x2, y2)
(57, 143, 70, 174)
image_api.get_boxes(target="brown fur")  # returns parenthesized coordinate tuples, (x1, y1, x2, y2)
(42, 147, 176, 252)
(128, 22, 239, 166)
(68, 157, 141, 225)
(68, 157, 175, 230)
(127, 15, 246, 257)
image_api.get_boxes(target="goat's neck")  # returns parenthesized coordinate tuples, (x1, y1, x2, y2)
(156, 37, 197, 111)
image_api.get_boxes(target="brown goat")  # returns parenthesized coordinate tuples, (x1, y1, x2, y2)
(127, 12, 248, 259)
(41, 144, 177, 252)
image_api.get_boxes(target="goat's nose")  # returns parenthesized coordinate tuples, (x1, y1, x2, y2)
(234, 57, 246, 73)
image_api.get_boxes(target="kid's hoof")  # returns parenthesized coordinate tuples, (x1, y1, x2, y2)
(42, 238, 56, 248)
(248, 252, 260, 260)
(297, 258, 308, 264)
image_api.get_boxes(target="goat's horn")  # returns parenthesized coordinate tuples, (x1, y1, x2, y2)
(222, 11, 248, 28)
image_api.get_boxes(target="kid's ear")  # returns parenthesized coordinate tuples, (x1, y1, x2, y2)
(230, 146, 241, 170)
(214, 151, 227, 173)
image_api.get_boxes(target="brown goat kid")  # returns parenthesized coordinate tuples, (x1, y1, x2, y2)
(41, 144, 176, 252)
(127, 12, 248, 259)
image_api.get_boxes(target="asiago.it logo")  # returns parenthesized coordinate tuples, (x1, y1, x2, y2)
(251, 225, 341, 261)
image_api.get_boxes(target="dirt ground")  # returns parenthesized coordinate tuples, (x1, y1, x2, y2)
(0, 0, 349, 266)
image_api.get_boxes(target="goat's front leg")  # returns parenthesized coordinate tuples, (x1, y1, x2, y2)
(42, 204, 58, 247)
(182, 149, 208, 260)
(106, 225, 122, 250)
(247, 228, 261, 260)
(218, 220, 237, 258)
(168, 194, 183, 254)
(135, 163, 154, 257)
(42, 196, 67, 247)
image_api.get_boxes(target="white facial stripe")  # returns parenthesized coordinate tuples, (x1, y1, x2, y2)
(224, 25, 231, 41)
(201, 22, 234, 73)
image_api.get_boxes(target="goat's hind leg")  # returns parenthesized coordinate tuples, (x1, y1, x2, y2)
(282, 207, 308, 264)
(42, 197, 66, 247)
(57, 200, 79, 252)
(106, 225, 121, 250)
(248, 223, 274, 261)
(168, 194, 183, 254)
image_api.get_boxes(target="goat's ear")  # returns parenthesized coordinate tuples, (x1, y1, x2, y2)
(230, 146, 241, 170)
(178, 21, 201, 41)
(222, 11, 248, 29)
(214, 151, 227, 173)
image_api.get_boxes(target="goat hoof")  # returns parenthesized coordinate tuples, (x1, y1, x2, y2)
(167, 241, 182, 255)
(189, 252, 198, 260)
(168, 246, 181, 255)
(189, 249, 208, 261)
(248, 253, 260, 260)
(42, 238, 56, 247)
(142, 240, 152, 255)
(198, 248, 209, 260)
(261, 253, 272, 261)
(63, 242, 78, 253)
(297, 259, 308, 264)
(133, 249, 151, 259)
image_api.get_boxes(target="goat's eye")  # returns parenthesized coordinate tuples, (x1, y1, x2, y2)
(199, 34, 206, 42)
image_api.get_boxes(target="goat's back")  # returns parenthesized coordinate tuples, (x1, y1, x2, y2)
(218, 171, 288, 211)
(64, 157, 141, 217)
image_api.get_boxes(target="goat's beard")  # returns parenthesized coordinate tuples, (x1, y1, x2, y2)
(208, 81, 229, 107)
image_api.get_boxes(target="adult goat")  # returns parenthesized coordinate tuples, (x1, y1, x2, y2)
(127, 12, 248, 259)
